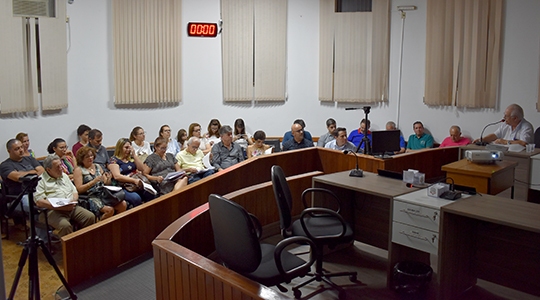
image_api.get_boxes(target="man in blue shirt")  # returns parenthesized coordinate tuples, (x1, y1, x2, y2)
(282, 123, 313, 151)
(407, 121, 434, 151)
(386, 121, 406, 153)
(348, 119, 372, 152)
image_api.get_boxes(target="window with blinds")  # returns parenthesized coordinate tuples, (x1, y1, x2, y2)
(424, 0, 503, 108)
(112, 0, 182, 105)
(319, 0, 390, 103)
(221, 0, 287, 102)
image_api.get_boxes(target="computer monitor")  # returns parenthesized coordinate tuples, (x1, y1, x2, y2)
(371, 130, 401, 156)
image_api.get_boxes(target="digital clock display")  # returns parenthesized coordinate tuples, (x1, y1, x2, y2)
(187, 22, 218, 38)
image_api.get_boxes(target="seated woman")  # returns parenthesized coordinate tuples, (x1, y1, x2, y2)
(188, 122, 212, 155)
(72, 124, 91, 155)
(159, 125, 180, 155)
(247, 130, 272, 158)
(73, 146, 127, 220)
(108, 138, 155, 207)
(130, 126, 152, 162)
(176, 129, 188, 151)
(16, 132, 35, 157)
(143, 137, 188, 195)
(205, 119, 221, 146)
(47, 138, 76, 180)
(233, 118, 253, 157)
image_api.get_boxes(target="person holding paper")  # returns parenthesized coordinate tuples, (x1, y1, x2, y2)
(108, 138, 155, 206)
(143, 137, 188, 195)
(247, 130, 272, 158)
(73, 146, 127, 220)
(34, 155, 95, 237)
(176, 137, 215, 184)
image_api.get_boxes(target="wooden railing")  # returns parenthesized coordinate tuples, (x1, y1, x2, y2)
(61, 147, 458, 286)
(152, 172, 322, 300)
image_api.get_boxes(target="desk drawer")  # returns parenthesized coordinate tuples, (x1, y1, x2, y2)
(393, 200, 440, 232)
(392, 222, 438, 255)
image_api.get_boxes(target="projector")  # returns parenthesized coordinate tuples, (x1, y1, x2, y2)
(465, 150, 504, 163)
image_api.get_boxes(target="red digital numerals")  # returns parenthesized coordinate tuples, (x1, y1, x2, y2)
(187, 22, 218, 38)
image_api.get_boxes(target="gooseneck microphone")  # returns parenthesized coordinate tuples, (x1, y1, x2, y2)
(476, 119, 504, 146)
(343, 150, 363, 177)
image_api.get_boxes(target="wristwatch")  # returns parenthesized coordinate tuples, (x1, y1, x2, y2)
(507, 140, 511, 145)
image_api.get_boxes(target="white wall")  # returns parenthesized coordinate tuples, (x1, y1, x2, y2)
(1, 0, 538, 161)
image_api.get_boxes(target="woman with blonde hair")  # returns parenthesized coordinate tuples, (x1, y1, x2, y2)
(108, 138, 155, 207)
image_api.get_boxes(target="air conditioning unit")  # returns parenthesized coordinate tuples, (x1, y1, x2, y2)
(13, 0, 56, 18)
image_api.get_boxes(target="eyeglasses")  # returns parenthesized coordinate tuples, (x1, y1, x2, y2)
(163, 129, 171, 132)
(294, 129, 304, 133)
(137, 131, 146, 135)
(211, 123, 219, 126)
(157, 146, 167, 151)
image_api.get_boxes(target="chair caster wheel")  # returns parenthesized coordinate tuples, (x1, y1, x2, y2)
(338, 290, 347, 299)
(349, 274, 357, 282)
(293, 289, 302, 299)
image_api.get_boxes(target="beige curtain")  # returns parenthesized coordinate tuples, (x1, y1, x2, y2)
(424, 0, 503, 108)
(0, 2, 38, 113)
(221, 0, 287, 102)
(39, 0, 68, 110)
(254, 0, 287, 101)
(112, 0, 182, 105)
(319, 0, 390, 103)
(221, 0, 254, 102)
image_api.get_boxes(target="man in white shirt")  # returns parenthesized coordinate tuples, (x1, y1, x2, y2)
(474, 104, 534, 146)
(324, 127, 356, 151)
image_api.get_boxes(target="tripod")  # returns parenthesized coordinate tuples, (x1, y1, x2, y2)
(355, 106, 372, 155)
(6, 175, 77, 300)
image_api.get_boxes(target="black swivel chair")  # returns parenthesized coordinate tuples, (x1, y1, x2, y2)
(271, 165, 357, 299)
(208, 194, 316, 299)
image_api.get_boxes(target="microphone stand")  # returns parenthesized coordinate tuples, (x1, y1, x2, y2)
(476, 119, 504, 146)
(347, 106, 372, 155)
(343, 150, 363, 177)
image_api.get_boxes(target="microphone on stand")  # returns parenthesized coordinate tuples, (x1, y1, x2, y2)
(475, 119, 504, 146)
(345, 107, 360, 110)
(343, 150, 363, 177)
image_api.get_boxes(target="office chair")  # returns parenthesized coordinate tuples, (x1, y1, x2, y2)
(534, 127, 540, 147)
(208, 194, 316, 299)
(271, 165, 357, 299)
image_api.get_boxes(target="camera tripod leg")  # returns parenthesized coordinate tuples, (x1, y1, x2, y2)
(7, 241, 29, 299)
(28, 240, 40, 299)
(37, 239, 77, 299)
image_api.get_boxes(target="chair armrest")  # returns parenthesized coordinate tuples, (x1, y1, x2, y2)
(274, 236, 316, 281)
(301, 187, 341, 213)
(248, 213, 262, 240)
(299, 207, 347, 241)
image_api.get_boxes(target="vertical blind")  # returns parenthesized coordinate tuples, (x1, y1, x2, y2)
(319, 0, 390, 103)
(112, 0, 182, 105)
(0, 0, 67, 113)
(424, 0, 503, 108)
(221, 0, 288, 102)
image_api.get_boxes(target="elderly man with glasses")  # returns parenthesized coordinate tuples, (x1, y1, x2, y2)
(176, 137, 215, 183)
(473, 103, 534, 147)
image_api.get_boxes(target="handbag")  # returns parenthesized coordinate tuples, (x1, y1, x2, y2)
(100, 187, 125, 207)
(122, 172, 150, 192)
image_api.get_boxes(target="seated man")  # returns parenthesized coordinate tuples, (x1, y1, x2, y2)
(282, 123, 314, 151)
(324, 127, 356, 151)
(348, 119, 372, 152)
(316, 118, 336, 147)
(407, 121, 434, 151)
(87, 129, 109, 171)
(386, 121, 406, 153)
(0, 139, 45, 212)
(282, 119, 313, 143)
(176, 137, 215, 183)
(473, 103, 534, 146)
(211, 125, 245, 171)
(34, 155, 95, 237)
(439, 125, 471, 147)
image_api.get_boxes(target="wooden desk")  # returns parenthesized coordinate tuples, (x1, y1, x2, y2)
(460, 145, 540, 201)
(441, 159, 517, 196)
(312, 171, 423, 286)
(438, 195, 540, 299)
